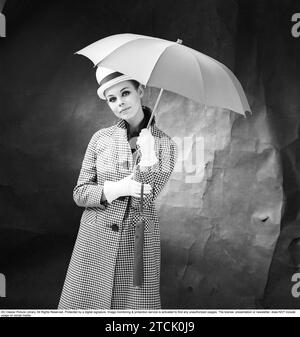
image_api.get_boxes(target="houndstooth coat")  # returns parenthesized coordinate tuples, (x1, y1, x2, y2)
(58, 114, 177, 310)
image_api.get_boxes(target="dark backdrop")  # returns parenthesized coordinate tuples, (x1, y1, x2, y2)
(0, 0, 300, 309)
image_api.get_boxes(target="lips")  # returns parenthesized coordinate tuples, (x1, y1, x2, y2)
(120, 107, 130, 114)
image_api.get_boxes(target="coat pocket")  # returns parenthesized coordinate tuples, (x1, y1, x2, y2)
(132, 214, 155, 234)
(144, 217, 155, 234)
(80, 207, 97, 224)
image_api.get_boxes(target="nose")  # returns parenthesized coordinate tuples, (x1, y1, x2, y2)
(118, 98, 125, 107)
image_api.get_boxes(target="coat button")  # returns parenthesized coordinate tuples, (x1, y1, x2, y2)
(111, 224, 119, 232)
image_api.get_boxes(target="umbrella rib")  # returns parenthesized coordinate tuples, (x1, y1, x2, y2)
(189, 50, 207, 103)
(191, 50, 246, 114)
(146, 43, 207, 105)
(144, 43, 177, 85)
(96, 36, 146, 68)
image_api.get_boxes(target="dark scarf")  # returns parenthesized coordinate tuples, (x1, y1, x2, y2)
(124, 106, 155, 155)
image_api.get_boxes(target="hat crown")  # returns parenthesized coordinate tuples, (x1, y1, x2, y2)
(96, 66, 116, 85)
(95, 66, 136, 100)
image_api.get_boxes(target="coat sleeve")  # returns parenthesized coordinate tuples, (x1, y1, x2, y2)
(130, 135, 178, 210)
(73, 131, 106, 209)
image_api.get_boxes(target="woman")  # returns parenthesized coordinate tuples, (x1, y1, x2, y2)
(58, 66, 177, 309)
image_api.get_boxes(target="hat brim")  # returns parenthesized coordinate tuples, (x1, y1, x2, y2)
(97, 74, 136, 100)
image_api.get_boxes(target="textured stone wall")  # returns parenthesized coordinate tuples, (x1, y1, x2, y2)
(0, 0, 299, 308)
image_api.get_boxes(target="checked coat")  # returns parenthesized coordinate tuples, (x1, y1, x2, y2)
(58, 112, 177, 309)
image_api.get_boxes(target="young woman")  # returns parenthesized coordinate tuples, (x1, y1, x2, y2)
(58, 66, 177, 309)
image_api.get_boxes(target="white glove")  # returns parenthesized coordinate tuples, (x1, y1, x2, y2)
(136, 128, 158, 167)
(103, 173, 152, 204)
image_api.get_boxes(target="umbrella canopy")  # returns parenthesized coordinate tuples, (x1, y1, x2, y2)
(76, 33, 251, 116)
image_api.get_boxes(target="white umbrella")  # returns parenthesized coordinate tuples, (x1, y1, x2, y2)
(76, 33, 251, 119)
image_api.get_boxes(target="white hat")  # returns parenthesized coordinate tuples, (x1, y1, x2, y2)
(96, 66, 135, 100)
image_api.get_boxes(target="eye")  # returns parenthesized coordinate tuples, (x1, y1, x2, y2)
(122, 90, 131, 97)
(108, 97, 116, 103)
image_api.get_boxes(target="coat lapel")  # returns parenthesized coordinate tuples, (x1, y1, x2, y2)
(115, 119, 134, 173)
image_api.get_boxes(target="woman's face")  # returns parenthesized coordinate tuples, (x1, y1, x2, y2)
(105, 80, 144, 125)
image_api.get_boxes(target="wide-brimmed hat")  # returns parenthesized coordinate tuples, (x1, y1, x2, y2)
(96, 66, 135, 100)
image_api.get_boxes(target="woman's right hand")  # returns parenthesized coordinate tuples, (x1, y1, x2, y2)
(103, 173, 152, 204)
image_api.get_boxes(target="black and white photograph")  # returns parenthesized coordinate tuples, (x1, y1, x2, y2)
(1, 0, 300, 319)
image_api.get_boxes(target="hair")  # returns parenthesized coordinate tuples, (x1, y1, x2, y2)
(130, 80, 140, 91)
(104, 79, 142, 101)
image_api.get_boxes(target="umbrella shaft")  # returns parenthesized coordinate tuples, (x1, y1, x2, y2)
(147, 88, 164, 129)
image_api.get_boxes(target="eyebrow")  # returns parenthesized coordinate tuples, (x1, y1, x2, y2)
(106, 87, 130, 97)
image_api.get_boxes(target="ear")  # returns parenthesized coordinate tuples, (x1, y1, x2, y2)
(138, 84, 144, 98)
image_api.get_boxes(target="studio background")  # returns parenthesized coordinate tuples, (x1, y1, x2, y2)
(1, 0, 300, 309)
